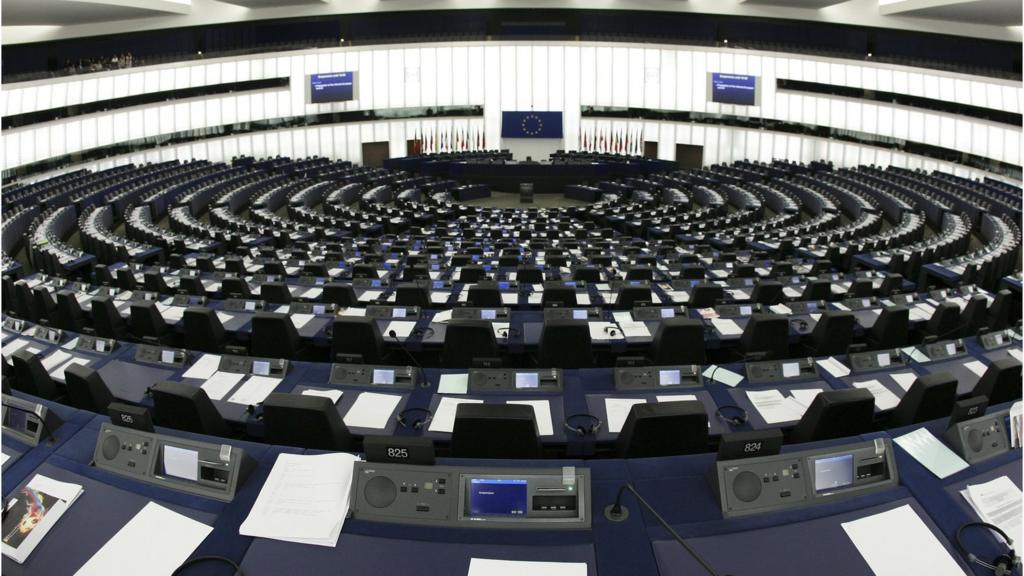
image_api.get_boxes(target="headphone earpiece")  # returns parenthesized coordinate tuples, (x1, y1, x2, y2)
(956, 521, 1019, 575)
(563, 413, 601, 437)
(397, 407, 433, 430)
(715, 405, 749, 427)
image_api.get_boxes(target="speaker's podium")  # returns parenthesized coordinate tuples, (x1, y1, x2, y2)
(520, 183, 534, 203)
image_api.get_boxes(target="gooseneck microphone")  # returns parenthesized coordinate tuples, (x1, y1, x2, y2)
(605, 483, 729, 576)
(388, 329, 428, 387)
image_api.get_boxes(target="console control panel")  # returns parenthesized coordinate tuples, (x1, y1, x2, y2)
(614, 365, 702, 391)
(468, 368, 562, 393)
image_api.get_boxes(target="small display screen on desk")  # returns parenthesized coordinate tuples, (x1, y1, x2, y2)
(660, 308, 675, 319)
(160, 350, 176, 364)
(373, 369, 395, 385)
(813, 454, 854, 493)
(572, 309, 587, 320)
(393, 308, 407, 318)
(481, 309, 497, 320)
(313, 305, 326, 315)
(468, 479, 528, 516)
(659, 370, 681, 386)
(252, 361, 271, 376)
(244, 301, 256, 312)
(782, 362, 800, 378)
(515, 373, 539, 389)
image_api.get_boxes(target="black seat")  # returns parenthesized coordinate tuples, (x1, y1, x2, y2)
(64, 363, 116, 413)
(805, 311, 855, 356)
(93, 264, 115, 285)
(973, 357, 1022, 405)
(788, 389, 875, 444)
(353, 264, 378, 279)
(54, 290, 87, 332)
(690, 283, 723, 308)
(12, 281, 36, 322)
(442, 320, 500, 368)
(116, 268, 138, 291)
(458, 265, 487, 283)
(649, 318, 706, 365)
(332, 317, 386, 364)
(800, 280, 831, 301)
(542, 286, 577, 307)
(144, 271, 172, 294)
(986, 290, 1013, 330)
(183, 307, 226, 353)
(450, 403, 541, 459)
(848, 279, 873, 298)
(222, 277, 252, 299)
(538, 320, 593, 368)
(395, 284, 431, 307)
(260, 282, 292, 305)
(31, 286, 57, 325)
(178, 276, 205, 296)
(750, 281, 783, 305)
(625, 266, 653, 281)
(877, 273, 903, 297)
(516, 266, 543, 284)
(89, 295, 129, 340)
(959, 295, 990, 336)
(467, 285, 502, 307)
(923, 302, 960, 339)
(150, 381, 231, 437)
(323, 283, 358, 307)
(887, 372, 957, 426)
(251, 312, 301, 359)
(261, 393, 353, 451)
(11, 349, 60, 400)
(615, 286, 652, 310)
(867, 306, 910, 349)
(572, 267, 601, 283)
(615, 401, 709, 458)
(129, 300, 170, 343)
(737, 315, 789, 360)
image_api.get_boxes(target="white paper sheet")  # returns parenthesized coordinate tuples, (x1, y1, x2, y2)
(40, 350, 72, 373)
(428, 397, 484, 433)
(701, 365, 744, 387)
(239, 452, 359, 547)
(74, 502, 212, 576)
(710, 318, 743, 336)
(467, 558, 587, 576)
(605, 398, 648, 433)
(438, 373, 469, 394)
(500, 293, 519, 305)
(841, 504, 967, 576)
(961, 476, 1022, 549)
(342, 392, 402, 429)
(894, 427, 969, 479)
(200, 371, 245, 401)
(789, 388, 824, 410)
(384, 321, 417, 339)
(301, 388, 343, 404)
(747, 390, 806, 424)
(962, 360, 988, 378)
(817, 357, 851, 378)
(290, 314, 315, 330)
(358, 290, 383, 302)
(656, 394, 698, 403)
(431, 310, 453, 324)
(618, 321, 651, 338)
(0, 338, 32, 358)
(852, 380, 902, 411)
(890, 372, 919, 392)
(339, 307, 367, 317)
(589, 322, 623, 341)
(226, 375, 281, 405)
(507, 400, 554, 436)
(182, 354, 221, 380)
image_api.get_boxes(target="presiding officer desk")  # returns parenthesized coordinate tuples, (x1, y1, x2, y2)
(2, 390, 1019, 575)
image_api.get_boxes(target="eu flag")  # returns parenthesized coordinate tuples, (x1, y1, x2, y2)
(501, 111, 563, 139)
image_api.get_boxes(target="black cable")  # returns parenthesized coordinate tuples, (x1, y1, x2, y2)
(607, 483, 726, 576)
(171, 555, 244, 576)
(387, 329, 427, 387)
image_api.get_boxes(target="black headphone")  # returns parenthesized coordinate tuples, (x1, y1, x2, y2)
(956, 521, 1020, 576)
(563, 413, 602, 437)
(396, 407, 433, 430)
(715, 405, 749, 426)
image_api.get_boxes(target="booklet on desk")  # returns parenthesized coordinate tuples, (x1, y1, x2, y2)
(2, 475, 84, 564)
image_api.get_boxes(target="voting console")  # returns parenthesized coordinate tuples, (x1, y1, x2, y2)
(351, 463, 591, 528)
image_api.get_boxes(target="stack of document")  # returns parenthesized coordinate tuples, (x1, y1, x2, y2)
(851, 380, 901, 411)
(468, 558, 587, 576)
(746, 389, 822, 424)
(301, 388, 343, 404)
(710, 318, 743, 336)
(240, 452, 360, 547)
(2, 475, 84, 563)
(74, 502, 212, 576)
(226, 375, 281, 406)
(342, 392, 402, 429)
(960, 476, 1022, 548)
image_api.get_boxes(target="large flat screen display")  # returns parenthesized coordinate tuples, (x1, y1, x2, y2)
(709, 73, 758, 106)
(310, 72, 356, 104)
(468, 478, 528, 516)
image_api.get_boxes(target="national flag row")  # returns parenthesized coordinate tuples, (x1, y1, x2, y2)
(578, 127, 645, 155)
(409, 127, 487, 154)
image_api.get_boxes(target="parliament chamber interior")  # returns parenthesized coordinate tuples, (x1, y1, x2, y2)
(0, 1, 1022, 575)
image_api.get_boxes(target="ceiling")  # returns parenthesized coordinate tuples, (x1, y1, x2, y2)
(2, 0, 1020, 44)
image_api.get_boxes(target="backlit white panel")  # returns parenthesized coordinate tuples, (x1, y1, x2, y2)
(644, 49, 660, 110)
(907, 72, 923, 97)
(892, 71, 908, 94)
(388, 50, 405, 109)
(128, 110, 144, 141)
(970, 81, 987, 109)
(374, 50, 389, 109)
(595, 46, 613, 107)
(514, 46, 531, 110)
(691, 51, 706, 113)
(660, 50, 676, 111)
(484, 46, 501, 149)
(908, 110, 924, 142)
(628, 48, 644, 108)
(65, 120, 81, 155)
(468, 46, 485, 105)
(144, 108, 159, 138)
(96, 115, 113, 147)
(971, 123, 987, 157)
(548, 46, 565, 112)
(420, 47, 437, 108)
(440, 47, 458, 107)
(891, 109, 909, 140)
(532, 46, 548, 110)
(48, 123, 65, 158)
(563, 46, 580, 151)
(580, 46, 596, 107)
